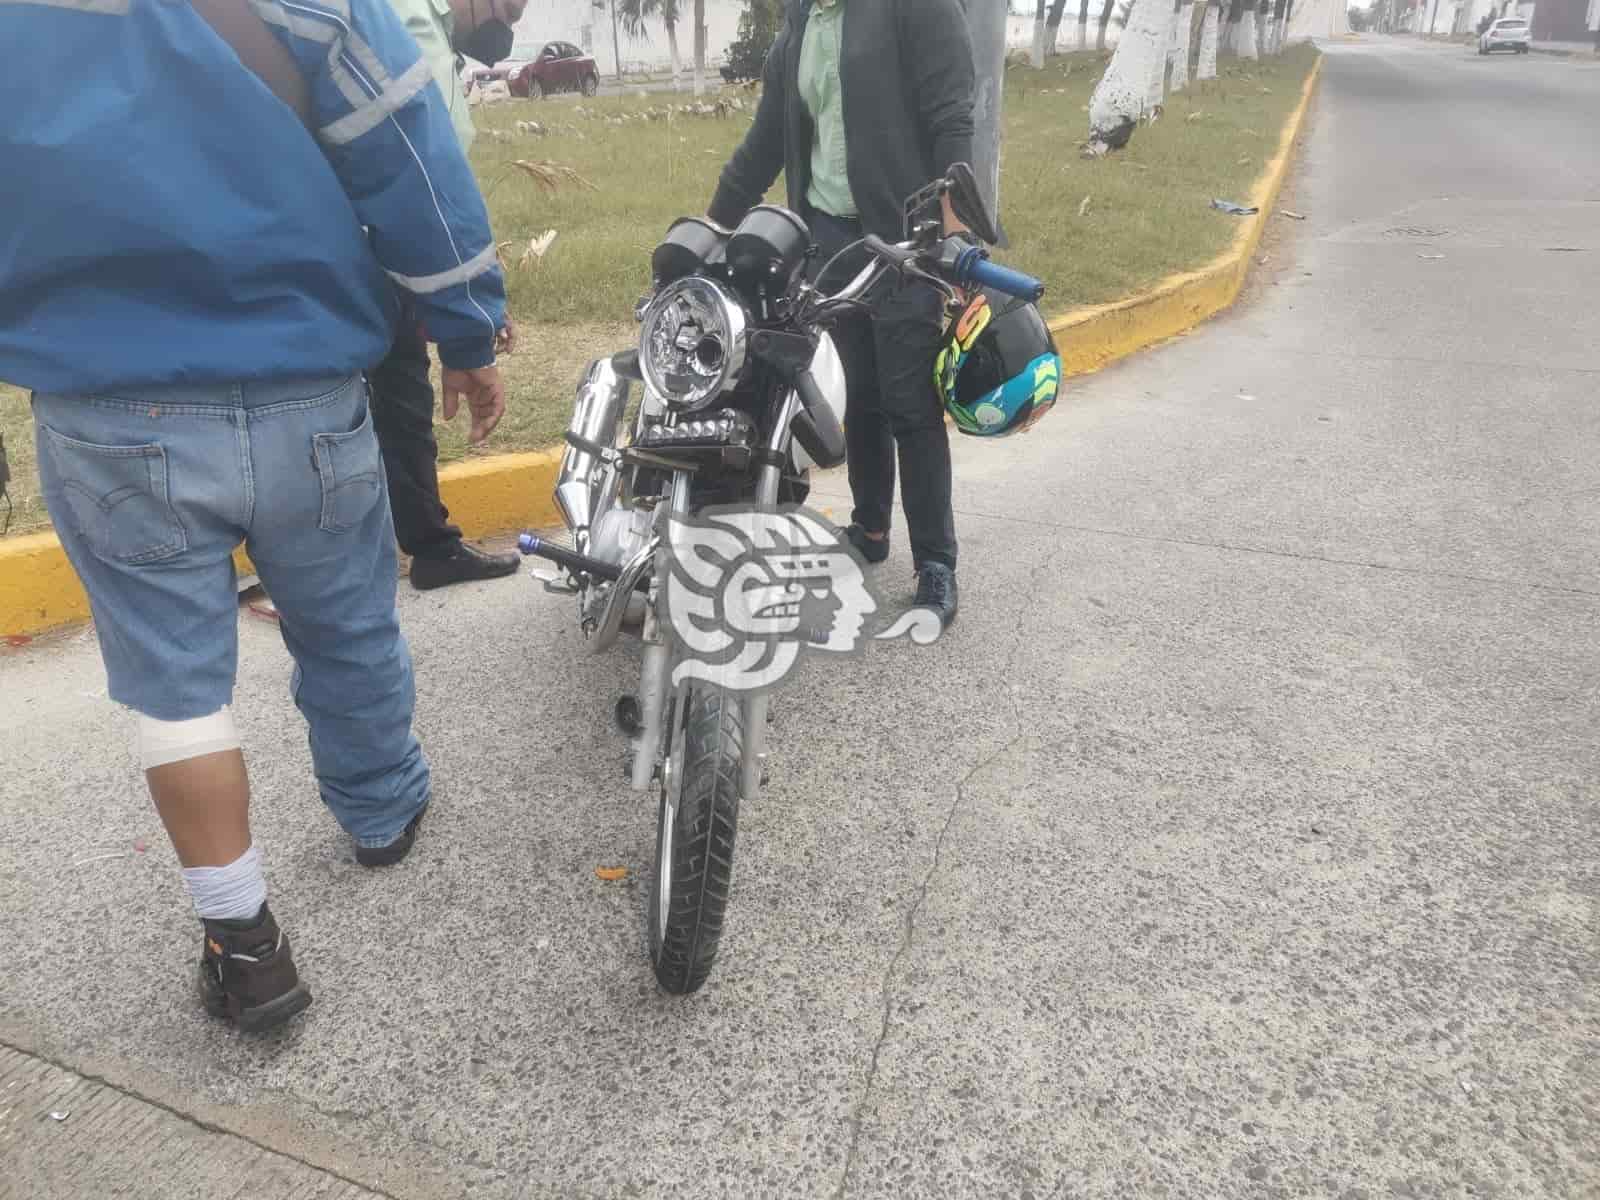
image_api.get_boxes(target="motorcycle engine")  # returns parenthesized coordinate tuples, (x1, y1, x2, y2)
(588, 502, 653, 570)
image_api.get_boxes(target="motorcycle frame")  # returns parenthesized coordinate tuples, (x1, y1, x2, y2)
(559, 233, 915, 801)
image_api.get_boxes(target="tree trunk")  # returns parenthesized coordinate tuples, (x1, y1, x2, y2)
(664, 17, 683, 89)
(610, 0, 623, 81)
(1146, 0, 1176, 111)
(1170, 0, 1194, 89)
(1089, 0, 1173, 149)
(964, 0, 1009, 238)
(1079, 0, 1091, 47)
(1032, 0, 1049, 66)
(1273, 0, 1289, 46)
(1238, 1, 1258, 56)
(1259, 0, 1275, 52)
(1197, 0, 1220, 77)
(692, 0, 706, 95)
(1096, 0, 1116, 48)
(1046, 0, 1070, 51)
(1222, 0, 1244, 52)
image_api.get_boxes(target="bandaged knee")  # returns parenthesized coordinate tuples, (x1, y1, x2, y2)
(138, 706, 241, 770)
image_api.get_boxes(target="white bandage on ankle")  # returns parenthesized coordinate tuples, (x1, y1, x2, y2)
(137, 706, 241, 770)
(183, 843, 267, 922)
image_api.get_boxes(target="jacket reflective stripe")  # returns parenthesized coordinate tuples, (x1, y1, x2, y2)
(319, 53, 430, 144)
(248, 0, 337, 44)
(385, 241, 499, 295)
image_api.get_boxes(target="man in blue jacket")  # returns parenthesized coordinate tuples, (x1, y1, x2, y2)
(0, 0, 509, 1031)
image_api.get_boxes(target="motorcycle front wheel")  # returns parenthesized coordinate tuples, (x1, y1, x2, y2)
(648, 682, 744, 994)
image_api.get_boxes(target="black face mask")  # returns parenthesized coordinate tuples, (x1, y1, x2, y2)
(457, 0, 514, 66)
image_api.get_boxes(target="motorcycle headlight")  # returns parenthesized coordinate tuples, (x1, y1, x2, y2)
(638, 277, 747, 411)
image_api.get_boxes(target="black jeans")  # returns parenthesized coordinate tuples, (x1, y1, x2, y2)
(368, 302, 462, 560)
(807, 208, 958, 571)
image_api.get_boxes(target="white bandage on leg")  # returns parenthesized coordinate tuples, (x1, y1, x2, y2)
(137, 706, 241, 770)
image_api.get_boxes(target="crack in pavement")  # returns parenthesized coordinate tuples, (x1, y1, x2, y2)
(833, 736, 1025, 1200)
(952, 507, 1600, 599)
(805, 487, 1600, 600)
(834, 547, 1061, 1198)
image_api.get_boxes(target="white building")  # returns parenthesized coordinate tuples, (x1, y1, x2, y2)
(511, 0, 748, 77)
(510, 2, 1112, 79)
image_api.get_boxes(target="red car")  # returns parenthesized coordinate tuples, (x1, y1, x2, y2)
(510, 42, 600, 99)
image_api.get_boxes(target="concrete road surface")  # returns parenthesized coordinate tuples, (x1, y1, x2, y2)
(2, 36, 1596, 1200)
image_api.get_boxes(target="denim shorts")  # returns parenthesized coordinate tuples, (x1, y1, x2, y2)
(33, 375, 428, 845)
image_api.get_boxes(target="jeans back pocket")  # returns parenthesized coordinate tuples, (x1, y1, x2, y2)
(312, 399, 382, 534)
(40, 425, 187, 565)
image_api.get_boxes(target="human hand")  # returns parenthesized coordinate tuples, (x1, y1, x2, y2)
(441, 364, 505, 444)
(495, 316, 518, 356)
(940, 192, 970, 239)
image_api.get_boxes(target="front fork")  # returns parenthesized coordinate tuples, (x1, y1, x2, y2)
(629, 391, 798, 797)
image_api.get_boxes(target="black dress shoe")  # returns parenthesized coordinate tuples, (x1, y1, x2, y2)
(409, 542, 520, 591)
(355, 804, 427, 868)
(845, 524, 890, 564)
(913, 562, 959, 630)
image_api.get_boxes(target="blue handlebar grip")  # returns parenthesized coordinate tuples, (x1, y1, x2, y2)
(964, 254, 1045, 304)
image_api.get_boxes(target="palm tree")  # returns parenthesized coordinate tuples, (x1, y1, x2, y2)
(618, 0, 684, 87)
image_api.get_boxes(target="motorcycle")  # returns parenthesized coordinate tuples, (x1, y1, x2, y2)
(519, 164, 1045, 994)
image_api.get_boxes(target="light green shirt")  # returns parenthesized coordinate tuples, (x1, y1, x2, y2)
(389, 0, 476, 151)
(798, 0, 854, 219)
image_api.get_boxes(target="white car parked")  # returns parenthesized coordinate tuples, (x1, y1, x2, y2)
(1479, 17, 1533, 53)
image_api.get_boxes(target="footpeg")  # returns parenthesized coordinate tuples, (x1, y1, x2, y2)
(532, 567, 579, 594)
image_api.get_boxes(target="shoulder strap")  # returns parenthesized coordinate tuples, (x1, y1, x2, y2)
(190, 0, 313, 128)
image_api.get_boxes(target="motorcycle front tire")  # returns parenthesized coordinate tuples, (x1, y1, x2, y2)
(648, 683, 744, 994)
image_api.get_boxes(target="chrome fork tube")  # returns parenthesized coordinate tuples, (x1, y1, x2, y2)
(738, 389, 799, 798)
(630, 469, 693, 792)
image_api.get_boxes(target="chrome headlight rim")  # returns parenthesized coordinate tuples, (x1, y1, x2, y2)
(638, 276, 748, 413)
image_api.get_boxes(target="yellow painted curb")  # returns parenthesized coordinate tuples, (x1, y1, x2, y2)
(1, 58, 1319, 639)
(0, 448, 565, 639)
(0, 531, 95, 637)
(1047, 54, 1323, 373)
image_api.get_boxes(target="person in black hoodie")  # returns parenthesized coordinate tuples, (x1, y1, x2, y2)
(708, 0, 976, 628)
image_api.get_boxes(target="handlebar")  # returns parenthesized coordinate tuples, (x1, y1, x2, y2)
(824, 235, 1045, 310)
(948, 246, 1046, 304)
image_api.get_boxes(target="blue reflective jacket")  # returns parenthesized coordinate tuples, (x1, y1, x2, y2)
(0, 0, 506, 394)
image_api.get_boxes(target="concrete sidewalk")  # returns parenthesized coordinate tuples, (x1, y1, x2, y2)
(1531, 38, 1598, 55)
(0, 1044, 386, 1200)
(1, 38, 1597, 1200)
